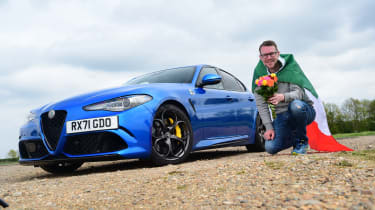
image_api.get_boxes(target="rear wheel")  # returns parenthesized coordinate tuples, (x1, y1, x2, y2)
(40, 162, 83, 174)
(246, 114, 266, 152)
(151, 104, 193, 165)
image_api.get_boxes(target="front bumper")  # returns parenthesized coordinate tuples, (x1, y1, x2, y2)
(19, 104, 154, 165)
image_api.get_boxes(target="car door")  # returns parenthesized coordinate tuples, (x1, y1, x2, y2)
(191, 67, 238, 141)
(217, 69, 256, 139)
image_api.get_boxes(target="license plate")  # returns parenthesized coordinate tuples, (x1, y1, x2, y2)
(66, 116, 118, 134)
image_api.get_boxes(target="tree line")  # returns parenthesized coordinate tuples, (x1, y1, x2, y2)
(324, 98, 375, 134)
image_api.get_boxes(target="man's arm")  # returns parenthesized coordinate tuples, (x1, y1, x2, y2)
(283, 83, 304, 102)
(254, 91, 273, 131)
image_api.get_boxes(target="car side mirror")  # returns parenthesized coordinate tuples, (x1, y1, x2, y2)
(199, 74, 222, 87)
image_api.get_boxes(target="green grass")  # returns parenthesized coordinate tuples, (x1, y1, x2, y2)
(0, 158, 18, 165)
(264, 161, 284, 170)
(236, 170, 246, 175)
(334, 160, 353, 167)
(177, 184, 188, 190)
(334, 150, 375, 169)
(336, 150, 375, 163)
(333, 131, 375, 139)
(168, 170, 185, 175)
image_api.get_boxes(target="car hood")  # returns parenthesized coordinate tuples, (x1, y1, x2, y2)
(41, 83, 193, 111)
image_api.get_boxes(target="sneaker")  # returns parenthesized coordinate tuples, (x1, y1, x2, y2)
(291, 140, 308, 155)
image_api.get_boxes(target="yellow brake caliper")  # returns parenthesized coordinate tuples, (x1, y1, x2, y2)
(168, 118, 182, 138)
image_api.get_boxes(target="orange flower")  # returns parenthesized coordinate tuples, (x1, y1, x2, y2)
(267, 79, 274, 87)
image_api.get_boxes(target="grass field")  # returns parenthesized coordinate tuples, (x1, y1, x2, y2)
(337, 149, 375, 164)
(0, 158, 18, 165)
(333, 131, 375, 139)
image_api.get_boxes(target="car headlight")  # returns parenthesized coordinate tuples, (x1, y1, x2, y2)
(83, 94, 153, 112)
(27, 112, 37, 122)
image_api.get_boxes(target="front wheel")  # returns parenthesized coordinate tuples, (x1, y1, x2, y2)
(40, 162, 83, 174)
(246, 114, 266, 152)
(151, 104, 193, 165)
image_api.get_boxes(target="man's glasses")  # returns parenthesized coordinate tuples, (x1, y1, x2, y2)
(260, 52, 278, 58)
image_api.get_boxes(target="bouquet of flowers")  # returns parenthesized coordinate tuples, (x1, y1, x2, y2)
(255, 73, 278, 119)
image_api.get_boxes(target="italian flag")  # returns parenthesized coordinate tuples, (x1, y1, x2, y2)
(252, 54, 353, 152)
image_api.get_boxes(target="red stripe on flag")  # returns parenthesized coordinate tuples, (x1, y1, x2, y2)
(307, 121, 353, 152)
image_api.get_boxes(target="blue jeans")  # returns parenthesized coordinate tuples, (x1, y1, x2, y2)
(265, 100, 316, 154)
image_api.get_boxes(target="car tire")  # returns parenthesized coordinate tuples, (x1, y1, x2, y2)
(151, 104, 193, 166)
(246, 114, 266, 152)
(40, 162, 83, 174)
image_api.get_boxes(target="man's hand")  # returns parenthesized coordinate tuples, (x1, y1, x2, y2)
(263, 129, 275, 140)
(268, 93, 284, 105)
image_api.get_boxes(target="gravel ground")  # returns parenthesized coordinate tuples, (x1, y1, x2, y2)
(1, 136, 374, 209)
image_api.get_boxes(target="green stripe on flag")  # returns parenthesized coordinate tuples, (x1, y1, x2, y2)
(251, 54, 318, 98)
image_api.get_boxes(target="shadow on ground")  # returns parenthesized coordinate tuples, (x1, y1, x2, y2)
(28, 148, 260, 180)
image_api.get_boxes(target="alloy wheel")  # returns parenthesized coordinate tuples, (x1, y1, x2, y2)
(152, 105, 191, 162)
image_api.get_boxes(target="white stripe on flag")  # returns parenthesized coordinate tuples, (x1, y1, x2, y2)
(305, 89, 331, 136)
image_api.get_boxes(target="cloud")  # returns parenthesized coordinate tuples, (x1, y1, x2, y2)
(2, 0, 373, 75)
(346, 0, 375, 31)
(298, 55, 375, 104)
(1, 65, 138, 101)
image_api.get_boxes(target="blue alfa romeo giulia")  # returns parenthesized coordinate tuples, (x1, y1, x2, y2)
(19, 65, 265, 174)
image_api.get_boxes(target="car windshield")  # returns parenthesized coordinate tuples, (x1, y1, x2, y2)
(126, 66, 196, 85)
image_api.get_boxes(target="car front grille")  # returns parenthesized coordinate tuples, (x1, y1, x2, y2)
(41, 110, 67, 151)
(19, 139, 48, 159)
(64, 132, 128, 155)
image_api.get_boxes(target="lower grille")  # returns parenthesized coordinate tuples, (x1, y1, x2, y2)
(64, 132, 128, 155)
(19, 140, 48, 159)
(41, 110, 67, 150)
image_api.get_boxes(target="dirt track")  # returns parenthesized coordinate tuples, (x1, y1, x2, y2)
(1, 136, 374, 209)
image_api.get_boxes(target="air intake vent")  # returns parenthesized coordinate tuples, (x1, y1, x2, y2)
(19, 139, 48, 159)
(41, 110, 67, 150)
(64, 132, 128, 155)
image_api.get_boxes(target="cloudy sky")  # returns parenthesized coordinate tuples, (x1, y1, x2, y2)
(1, 0, 374, 158)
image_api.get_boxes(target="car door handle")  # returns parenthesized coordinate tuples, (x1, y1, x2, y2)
(248, 97, 254, 101)
(226, 96, 233, 101)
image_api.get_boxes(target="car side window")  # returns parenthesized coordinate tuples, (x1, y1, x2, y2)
(196, 67, 224, 90)
(234, 77, 247, 91)
(218, 70, 245, 92)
